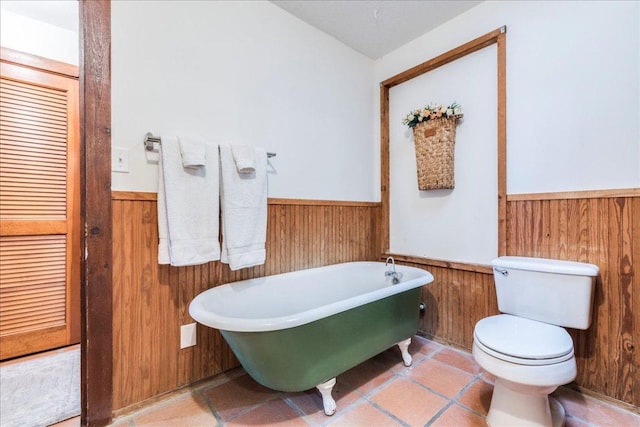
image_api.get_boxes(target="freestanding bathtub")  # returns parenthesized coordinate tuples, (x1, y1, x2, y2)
(189, 261, 434, 415)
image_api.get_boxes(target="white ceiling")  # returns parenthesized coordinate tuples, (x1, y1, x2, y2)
(271, 0, 482, 59)
(0, 1, 482, 60)
(0, 0, 78, 32)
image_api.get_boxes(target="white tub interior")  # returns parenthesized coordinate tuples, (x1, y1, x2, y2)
(189, 261, 433, 332)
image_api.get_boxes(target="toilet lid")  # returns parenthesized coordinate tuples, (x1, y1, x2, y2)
(474, 314, 574, 361)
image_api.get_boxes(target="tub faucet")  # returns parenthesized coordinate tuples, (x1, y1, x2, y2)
(385, 256, 402, 284)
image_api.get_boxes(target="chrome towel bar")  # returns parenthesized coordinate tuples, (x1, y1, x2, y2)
(143, 132, 276, 158)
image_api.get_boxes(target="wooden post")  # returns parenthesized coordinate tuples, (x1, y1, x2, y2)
(80, 1, 113, 425)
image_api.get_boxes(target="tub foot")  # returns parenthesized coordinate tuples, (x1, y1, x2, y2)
(316, 377, 337, 416)
(397, 338, 412, 366)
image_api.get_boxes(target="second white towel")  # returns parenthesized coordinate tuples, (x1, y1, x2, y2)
(220, 144, 267, 270)
(231, 144, 256, 173)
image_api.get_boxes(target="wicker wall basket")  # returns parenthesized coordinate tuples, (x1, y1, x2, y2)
(412, 115, 462, 190)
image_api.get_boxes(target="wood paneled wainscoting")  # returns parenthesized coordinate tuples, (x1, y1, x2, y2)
(506, 191, 639, 408)
(388, 191, 639, 409)
(111, 192, 381, 412)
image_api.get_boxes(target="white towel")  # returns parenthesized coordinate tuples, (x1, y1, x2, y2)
(157, 151, 170, 264)
(231, 144, 256, 173)
(157, 136, 220, 266)
(220, 144, 267, 270)
(179, 137, 206, 168)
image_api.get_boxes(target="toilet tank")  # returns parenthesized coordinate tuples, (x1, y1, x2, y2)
(492, 256, 599, 330)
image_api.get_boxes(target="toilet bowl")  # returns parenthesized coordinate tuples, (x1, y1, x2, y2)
(473, 314, 577, 427)
(473, 257, 598, 427)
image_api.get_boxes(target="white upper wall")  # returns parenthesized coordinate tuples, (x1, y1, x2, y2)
(377, 0, 640, 195)
(375, 0, 639, 264)
(0, 8, 78, 65)
(111, 1, 376, 200)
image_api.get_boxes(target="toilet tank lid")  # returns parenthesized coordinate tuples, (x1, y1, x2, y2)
(492, 256, 599, 276)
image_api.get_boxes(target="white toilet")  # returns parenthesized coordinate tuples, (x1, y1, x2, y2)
(472, 256, 598, 427)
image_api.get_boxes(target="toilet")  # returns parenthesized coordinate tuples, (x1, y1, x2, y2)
(472, 256, 598, 427)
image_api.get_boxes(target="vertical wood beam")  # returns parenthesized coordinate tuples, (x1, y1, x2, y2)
(80, 1, 112, 425)
(497, 30, 507, 255)
(380, 84, 390, 254)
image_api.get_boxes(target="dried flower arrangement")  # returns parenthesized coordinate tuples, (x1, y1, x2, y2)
(402, 102, 462, 128)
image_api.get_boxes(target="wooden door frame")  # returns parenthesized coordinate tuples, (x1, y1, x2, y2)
(80, 1, 112, 426)
(379, 27, 507, 260)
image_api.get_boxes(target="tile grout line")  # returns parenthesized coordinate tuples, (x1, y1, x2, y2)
(423, 400, 456, 427)
(334, 344, 452, 426)
(449, 374, 489, 418)
(281, 394, 326, 427)
(355, 365, 412, 427)
(295, 351, 421, 426)
(364, 399, 411, 427)
(325, 385, 389, 427)
(399, 348, 490, 424)
(196, 386, 226, 426)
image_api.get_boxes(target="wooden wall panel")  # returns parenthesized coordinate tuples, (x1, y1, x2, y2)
(506, 196, 639, 407)
(111, 194, 381, 412)
(398, 263, 496, 350)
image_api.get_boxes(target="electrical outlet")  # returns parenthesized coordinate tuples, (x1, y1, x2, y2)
(180, 323, 197, 349)
(112, 147, 129, 173)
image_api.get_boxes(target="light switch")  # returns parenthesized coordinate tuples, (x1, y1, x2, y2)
(112, 147, 129, 173)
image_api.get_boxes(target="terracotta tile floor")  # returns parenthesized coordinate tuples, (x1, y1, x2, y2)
(54, 336, 639, 427)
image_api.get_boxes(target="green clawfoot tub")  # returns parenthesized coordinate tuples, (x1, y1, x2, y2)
(189, 261, 434, 415)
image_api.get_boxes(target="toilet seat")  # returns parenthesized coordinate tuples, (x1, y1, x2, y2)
(474, 314, 574, 366)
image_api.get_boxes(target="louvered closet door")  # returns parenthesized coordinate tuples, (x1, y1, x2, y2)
(0, 60, 80, 360)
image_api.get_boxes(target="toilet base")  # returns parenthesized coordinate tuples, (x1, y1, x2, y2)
(487, 378, 566, 427)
